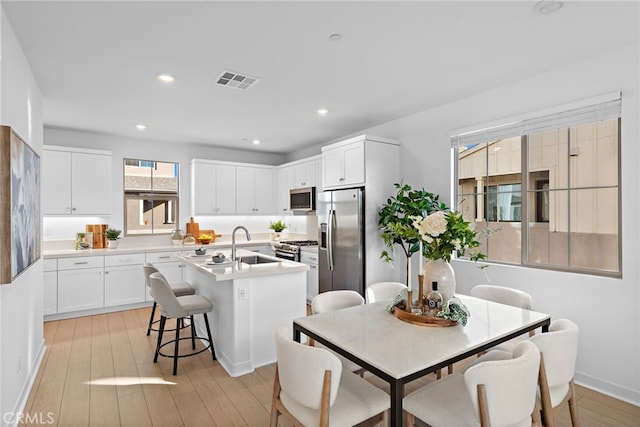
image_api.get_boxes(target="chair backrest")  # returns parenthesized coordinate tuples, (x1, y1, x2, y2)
(311, 290, 365, 314)
(143, 263, 160, 288)
(464, 340, 540, 427)
(274, 326, 342, 410)
(530, 319, 579, 406)
(365, 282, 407, 303)
(149, 272, 187, 318)
(470, 284, 532, 310)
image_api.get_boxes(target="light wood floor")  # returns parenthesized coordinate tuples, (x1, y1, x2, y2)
(23, 307, 640, 426)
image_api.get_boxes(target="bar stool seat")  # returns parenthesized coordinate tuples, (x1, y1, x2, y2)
(149, 271, 216, 375)
(143, 263, 195, 336)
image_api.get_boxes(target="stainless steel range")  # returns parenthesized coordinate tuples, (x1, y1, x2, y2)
(273, 240, 318, 262)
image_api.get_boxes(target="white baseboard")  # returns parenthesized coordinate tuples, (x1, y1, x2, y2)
(575, 370, 640, 407)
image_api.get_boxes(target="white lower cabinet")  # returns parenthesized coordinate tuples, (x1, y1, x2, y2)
(300, 250, 319, 302)
(145, 252, 185, 301)
(57, 255, 105, 313)
(104, 254, 146, 307)
(43, 259, 58, 315)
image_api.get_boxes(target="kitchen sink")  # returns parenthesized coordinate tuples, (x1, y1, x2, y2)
(239, 255, 280, 265)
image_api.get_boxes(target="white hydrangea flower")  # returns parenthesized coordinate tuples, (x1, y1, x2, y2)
(418, 211, 448, 237)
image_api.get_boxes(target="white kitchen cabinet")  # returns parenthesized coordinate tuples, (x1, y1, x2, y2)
(236, 166, 275, 214)
(322, 139, 365, 189)
(104, 253, 146, 307)
(42, 146, 112, 215)
(276, 166, 292, 214)
(43, 259, 58, 316)
(300, 249, 319, 302)
(191, 160, 236, 215)
(57, 256, 105, 313)
(291, 159, 317, 189)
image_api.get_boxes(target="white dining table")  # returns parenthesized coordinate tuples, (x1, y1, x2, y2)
(293, 294, 551, 426)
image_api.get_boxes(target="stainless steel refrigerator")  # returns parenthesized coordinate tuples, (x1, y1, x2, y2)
(317, 188, 364, 295)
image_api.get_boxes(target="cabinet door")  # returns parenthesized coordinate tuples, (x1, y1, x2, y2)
(235, 166, 256, 214)
(42, 150, 72, 214)
(104, 264, 145, 306)
(43, 271, 58, 315)
(276, 166, 292, 214)
(322, 149, 344, 188)
(253, 168, 274, 213)
(315, 159, 323, 192)
(341, 142, 365, 186)
(58, 268, 104, 313)
(71, 152, 112, 215)
(193, 162, 216, 214)
(215, 164, 237, 214)
(307, 263, 319, 302)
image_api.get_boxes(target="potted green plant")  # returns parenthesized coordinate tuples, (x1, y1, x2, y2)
(105, 228, 122, 249)
(269, 220, 287, 241)
(378, 182, 445, 283)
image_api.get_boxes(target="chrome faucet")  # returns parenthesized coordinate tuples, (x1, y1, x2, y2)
(231, 225, 251, 263)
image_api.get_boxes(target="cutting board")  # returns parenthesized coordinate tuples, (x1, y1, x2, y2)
(186, 217, 200, 238)
(86, 224, 107, 249)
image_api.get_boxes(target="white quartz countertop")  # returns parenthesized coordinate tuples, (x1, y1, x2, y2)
(43, 239, 274, 259)
(177, 248, 309, 280)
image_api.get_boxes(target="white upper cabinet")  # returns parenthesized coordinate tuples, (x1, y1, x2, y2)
(291, 159, 317, 189)
(191, 160, 236, 215)
(322, 139, 365, 189)
(42, 146, 112, 215)
(276, 166, 293, 214)
(236, 166, 275, 214)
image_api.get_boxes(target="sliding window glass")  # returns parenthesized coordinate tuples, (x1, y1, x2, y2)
(454, 94, 621, 276)
(124, 159, 179, 236)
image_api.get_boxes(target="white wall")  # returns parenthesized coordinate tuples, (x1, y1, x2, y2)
(0, 6, 45, 426)
(357, 44, 640, 404)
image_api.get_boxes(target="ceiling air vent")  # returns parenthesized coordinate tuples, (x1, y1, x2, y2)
(216, 71, 259, 90)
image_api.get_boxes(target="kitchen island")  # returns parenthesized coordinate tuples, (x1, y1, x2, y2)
(176, 249, 308, 377)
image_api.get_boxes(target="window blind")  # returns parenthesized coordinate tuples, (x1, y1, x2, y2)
(450, 92, 622, 148)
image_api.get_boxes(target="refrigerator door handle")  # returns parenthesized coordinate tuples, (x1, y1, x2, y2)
(327, 209, 335, 271)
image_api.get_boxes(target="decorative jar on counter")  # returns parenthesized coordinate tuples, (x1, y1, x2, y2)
(171, 229, 184, 246)
(183, 234, 196, 245)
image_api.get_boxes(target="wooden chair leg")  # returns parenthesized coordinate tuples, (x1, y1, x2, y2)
(147, 301, 157, 336)
(567, 379, 581, 427)
(405, 412, 415, 426)
(436, 368, 442, 379)
(538, 353, 555, 427)
(477, 384, 491, 427)
(270, 365, 281, 427)
(448, 364, 453, 375)
(532, 399, 543, 427)
(319, 370, 332, 427)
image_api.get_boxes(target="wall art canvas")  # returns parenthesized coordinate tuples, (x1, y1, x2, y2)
(0, 126, 41, 283)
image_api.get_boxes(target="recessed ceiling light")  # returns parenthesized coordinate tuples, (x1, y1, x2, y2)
(317, 108, 329, 115)
(156, 73, 175, 83)
(328, 33, 343, 42)
(533, 1, 563, 14)
(252, 139, 261, 145)
(136, 124, 147, 130)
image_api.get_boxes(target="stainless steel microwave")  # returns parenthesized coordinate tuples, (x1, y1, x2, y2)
(290, 187, 316, 212)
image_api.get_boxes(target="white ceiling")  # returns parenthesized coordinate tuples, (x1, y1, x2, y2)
(3, 1, 638, 154)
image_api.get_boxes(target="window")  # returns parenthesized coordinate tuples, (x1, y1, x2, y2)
(453, 94, 621, 276)
(124, 158, 179, 236)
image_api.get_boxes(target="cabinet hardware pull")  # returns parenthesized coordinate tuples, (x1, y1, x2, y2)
(74, 261, 89, 265)
(158, 256, 170, 259)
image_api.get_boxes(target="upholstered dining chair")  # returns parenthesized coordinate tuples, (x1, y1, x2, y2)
(310, 290, 365, 374)
(143, 263, 195, 336)
(149, 271, 215, 375)
(270, 326, 389, 427)
(470, 284, 534, 352)
(404, 340, 541, 427)
(365, 281, 407, 303)
(531, 319, 580, 427)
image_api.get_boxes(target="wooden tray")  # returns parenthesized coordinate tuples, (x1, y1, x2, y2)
(392, 307, 458, 327)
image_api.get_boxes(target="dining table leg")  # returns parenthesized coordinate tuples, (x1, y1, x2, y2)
(390, 380, 403, 426)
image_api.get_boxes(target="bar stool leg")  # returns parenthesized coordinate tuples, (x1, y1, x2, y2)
(203, 313, 216, 360)
(147, 301, 158, 336)
(190, 315, 196, 350)
(173, 318, 180, 375)
(154, 316, 166, 363)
